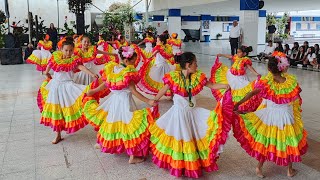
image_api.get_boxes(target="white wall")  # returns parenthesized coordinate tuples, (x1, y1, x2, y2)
(211, 22, 232, 39)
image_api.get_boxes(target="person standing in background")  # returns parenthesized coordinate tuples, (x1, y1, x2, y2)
(47, 23, 58, 51)
(229, 20, 242, 56)
(267, 23, 276, 42)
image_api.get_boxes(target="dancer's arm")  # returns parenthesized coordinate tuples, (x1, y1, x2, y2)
(137, 41, 145, 46)
(87, 82, 106, 96)
(247, 65, 260, 76)
(129, 82, 157, 106)
(77, 65, 99, 78)
(150, 50, 158, 58)
(43, 66, 52, 79)
(217, 54, 233, 59)
(154, 84, 170, 101)
(234, 89, 261, 111)
(205, 82, 230, 90)
(97, 50, 117, 56)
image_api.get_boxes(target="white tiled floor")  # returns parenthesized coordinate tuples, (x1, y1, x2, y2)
(0, 41, 319, 179)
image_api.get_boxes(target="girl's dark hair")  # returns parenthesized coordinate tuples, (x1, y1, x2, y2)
(118, 47, 137, 62)
(62, 39, 75, 48)
(292, 42, 299, 51)
(238, 46, 253, 55)
(308, 46, 315, 54)
(65, 36, 74, 42)
(314, 44, 319, 54)
(275, 42, 284, 52)
(268, 57, 282, 74)
(158, 34, 167, 44)
(174, 52, 196, 69)
(81, 35, 90, 41)
(119, 35, 125, 40)
(284, 44, 290, 50)
(146, 32, 152, 37)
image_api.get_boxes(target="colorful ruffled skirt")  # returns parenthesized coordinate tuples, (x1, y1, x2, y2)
(74, 61, 96, 85)
(83, 89, 156, 156)
(40, 78, 89, 133)
(233, 98, 308, 166)
(26, 50, 52, 71)
(150, 92, 233, 178)
(137, 59, 174, 96)
(210, 61, 262, 112)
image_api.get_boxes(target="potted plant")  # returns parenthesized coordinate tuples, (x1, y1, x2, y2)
(216, 33, 222, 40)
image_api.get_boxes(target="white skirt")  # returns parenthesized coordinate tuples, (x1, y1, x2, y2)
(149, 62, 174, 83)
(74, 61, 95, 85)
(156, 94, 210, 141)
(98, 89, 137, 123)
(226, 70, 250, 90)
(45, 79, 86, 106)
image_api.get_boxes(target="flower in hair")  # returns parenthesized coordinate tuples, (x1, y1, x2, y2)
(118, 35, 121, 40)
(273, 51, 289, 72)
(122, 46, 134, 59)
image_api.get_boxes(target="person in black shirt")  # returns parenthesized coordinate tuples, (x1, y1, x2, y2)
(267, 23, 276, 41)
(47, 23, 58, 51)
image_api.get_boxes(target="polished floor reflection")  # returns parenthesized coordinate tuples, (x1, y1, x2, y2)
(0, 41, 319, 179)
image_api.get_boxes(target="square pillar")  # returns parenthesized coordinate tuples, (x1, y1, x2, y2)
(168, 9, 181, 37)
(200, 15, 211, 42)
(239, 0, 259, 55)
(257, 10, 267, 54)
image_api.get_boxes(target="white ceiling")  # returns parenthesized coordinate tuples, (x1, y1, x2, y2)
(147, 0, 320, 16)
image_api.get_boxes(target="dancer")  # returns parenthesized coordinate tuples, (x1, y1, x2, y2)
(96, 35, 117, 64)
(39, 40, 98, 144)
(233, 55, 307, 178)
(211, 46, 262, 112)
(74, 35, 115, 85)
(83, 46, 157, 164)
(149, 52, 232, 178)
(167, 33, 182, 55)
(137, 34, 175, 96)
(138, 31, 155, 59)
(26, 34, 53, 71)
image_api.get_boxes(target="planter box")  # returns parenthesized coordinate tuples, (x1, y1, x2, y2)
(0, 48, 23, 65)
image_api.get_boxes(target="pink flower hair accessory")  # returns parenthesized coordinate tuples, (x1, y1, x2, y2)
(275, 56, 289, 72)
(122, 46, 135, 59)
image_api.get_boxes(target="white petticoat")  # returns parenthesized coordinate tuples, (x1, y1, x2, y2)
(226, 70, 250, 90)
(145, 42, 153, 53)
(253, 99, 294, 129)
(172, 45, 182, 55)
(156, 94, 209, 141)
(74, 61, 95, 85)
(45, 71, 86, 107)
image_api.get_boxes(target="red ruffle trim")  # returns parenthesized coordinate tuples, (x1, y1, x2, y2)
(48, 56, 82, 72)
(232, 114, 308, 166)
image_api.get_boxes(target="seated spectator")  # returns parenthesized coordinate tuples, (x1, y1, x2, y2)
(303, 41, 309, 52)
(284, 44, 291, 57)
(24, 43, 34, 61)
(304, 47, 318, 68)
(257, 40, 275, 61)
(290, 46, 305, 66)
(314, 44, 320, 64)
(275, 42, 284, 52)
(290, 42, 299, 60)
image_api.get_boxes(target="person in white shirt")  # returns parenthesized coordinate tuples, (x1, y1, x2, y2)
(303, 47, 318, 68)
(229, 20, 243, 55)
(257, 40, 275, 61)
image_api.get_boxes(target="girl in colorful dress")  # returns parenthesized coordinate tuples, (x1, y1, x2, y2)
(211, 46, 262, 112)
(137, 34, 175, 96)
(167, 33, 182, 55)
(96, 35, 117, 64)
(74, 36, 116, 85)
(26, 34, 53, 71)
(233, 55, 307, 178)
(138, 31, 155, 59)
(40, 40, 98, 144)
(149, 52, 232, 178)
(83, 46, 157, 164)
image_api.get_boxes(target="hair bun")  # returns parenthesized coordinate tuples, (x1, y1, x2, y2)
(246, 46, 253, 53)
(174, 54, 182, 63)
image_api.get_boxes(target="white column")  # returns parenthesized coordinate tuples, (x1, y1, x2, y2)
(257, 10, 267, 54)
(168, 9, 181, 37)
(240, 10, 259, 56)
